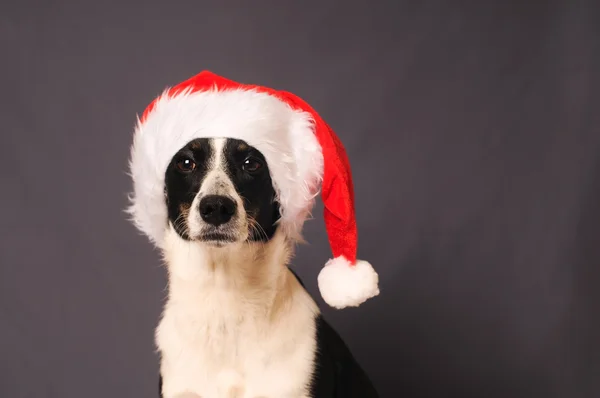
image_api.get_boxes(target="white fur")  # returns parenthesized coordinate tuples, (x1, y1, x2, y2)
(157, 227, 319, 398)
(128, 88, 324, 249)
(317, 257, 380, 309)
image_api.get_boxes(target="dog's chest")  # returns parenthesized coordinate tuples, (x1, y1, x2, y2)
(157, 293, 318, 398)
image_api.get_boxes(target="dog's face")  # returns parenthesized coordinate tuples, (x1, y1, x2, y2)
(164, 137, 280, 246)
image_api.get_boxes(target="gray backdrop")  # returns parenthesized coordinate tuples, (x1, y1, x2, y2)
(1, 1, 599, 397)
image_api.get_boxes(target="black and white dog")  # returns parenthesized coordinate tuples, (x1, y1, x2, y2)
(127, 71, 379, 398)
(155, 137, 378, 397)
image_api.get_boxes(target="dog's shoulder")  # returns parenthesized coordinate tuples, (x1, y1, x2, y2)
(287, 267, 379, 398)
(309, 314, 379, 398)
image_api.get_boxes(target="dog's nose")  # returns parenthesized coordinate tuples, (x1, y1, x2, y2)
(199, 195, 237, 226)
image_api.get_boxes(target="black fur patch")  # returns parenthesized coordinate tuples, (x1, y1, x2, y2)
(309, 314, 380, 397)
(222, 138, 280, 241)
(164, 138, 213, 240)
(287, 269, 380, 397)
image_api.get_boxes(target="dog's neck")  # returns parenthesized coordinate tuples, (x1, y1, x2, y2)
(160, 225, 304, 318)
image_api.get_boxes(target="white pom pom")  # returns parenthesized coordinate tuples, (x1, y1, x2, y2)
(317, 256, 380, 309)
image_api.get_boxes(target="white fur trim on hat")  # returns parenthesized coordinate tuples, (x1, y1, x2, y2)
(317, 257, 380, 309)
(127, 88, 323, 247)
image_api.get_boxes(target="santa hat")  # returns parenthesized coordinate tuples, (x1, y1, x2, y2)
(128, 70, 379, 309)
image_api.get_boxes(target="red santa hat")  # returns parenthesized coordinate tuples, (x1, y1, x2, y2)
(128, 70, 379, 309)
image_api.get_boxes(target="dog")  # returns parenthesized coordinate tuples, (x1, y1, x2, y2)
(153, 136, 379, 398)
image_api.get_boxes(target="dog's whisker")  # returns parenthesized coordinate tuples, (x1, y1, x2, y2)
(247, 216, 268, 243)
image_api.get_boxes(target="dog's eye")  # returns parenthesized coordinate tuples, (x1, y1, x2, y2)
(176, 158, 196, 173)
(243, 158, 262, 173)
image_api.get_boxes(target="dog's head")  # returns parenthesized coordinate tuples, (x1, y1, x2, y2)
(164, 137, 280, 247)
(129, 71, 380, 308)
